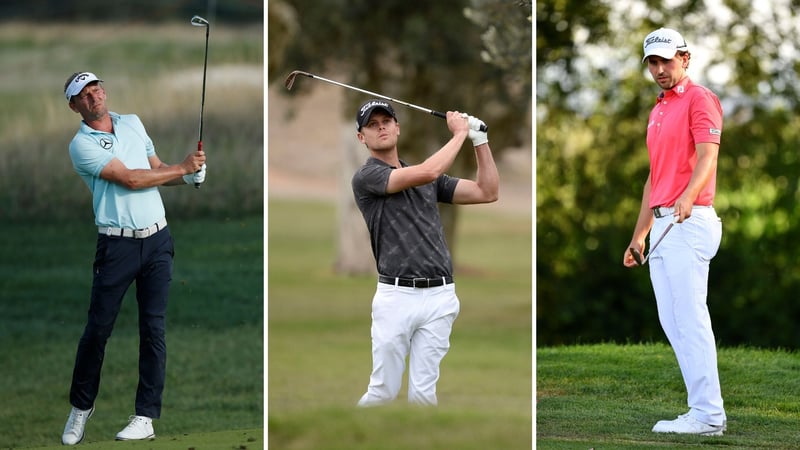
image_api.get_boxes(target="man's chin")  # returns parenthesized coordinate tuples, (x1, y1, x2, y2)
(86, 109, 109, 121)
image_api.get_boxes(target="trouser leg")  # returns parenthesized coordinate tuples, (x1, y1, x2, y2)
(134, 229, 173, 419)
(70, 236, 137, 410)
(649, 210, 725, 426)
(358, 284, 413, 406)
(407, 285, 459, 405)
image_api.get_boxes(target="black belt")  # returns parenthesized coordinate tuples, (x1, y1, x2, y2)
(378, 275, 454, 288)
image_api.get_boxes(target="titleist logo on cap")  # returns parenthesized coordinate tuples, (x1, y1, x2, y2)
(360, 100, 391, 115)
(645, 35, 673, 47)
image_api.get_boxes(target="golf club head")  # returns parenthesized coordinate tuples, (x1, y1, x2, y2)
(629, 247, 644, 266)
(285, 70, 311, 90)
(190, 15, 209, 27)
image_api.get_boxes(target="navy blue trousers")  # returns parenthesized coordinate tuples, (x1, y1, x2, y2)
(69, 227, 174, 419)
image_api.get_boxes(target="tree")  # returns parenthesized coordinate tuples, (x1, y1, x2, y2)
(537, 0, 800, 348)
(269, 0, 532, 274)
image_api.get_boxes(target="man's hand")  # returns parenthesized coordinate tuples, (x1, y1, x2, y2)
(181, 150, 206, 185)
(184, 163, 207, 185)
(466, 115, 488, 147)
(446, 111, 470, 136)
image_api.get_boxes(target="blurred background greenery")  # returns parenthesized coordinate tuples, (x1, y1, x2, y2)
(537, 0, 800, 348)
(0, 0, 263, 222)
(268, 0, 532, 272)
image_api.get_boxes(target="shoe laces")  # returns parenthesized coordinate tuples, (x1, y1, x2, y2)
(70, 408, 91, 427)
(678, 413, 723, 428)
(127, 415, 150, 426)
(678, 413, 723, 430)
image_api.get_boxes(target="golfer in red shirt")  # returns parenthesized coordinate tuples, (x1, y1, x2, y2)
(624, 27, 726, 436)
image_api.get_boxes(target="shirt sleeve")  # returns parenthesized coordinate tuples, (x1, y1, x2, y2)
(690, 88, 723, 145)
(69, 134, 114, 178)
(436, 174, 460, 204)
(352, 162, 392, 197)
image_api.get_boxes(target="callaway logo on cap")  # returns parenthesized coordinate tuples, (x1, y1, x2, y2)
(356, 99, 397, 131)
(65, 72, 103, 101)
(642, 28, 688, 63)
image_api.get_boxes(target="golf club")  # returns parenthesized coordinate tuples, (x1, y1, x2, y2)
(190, 15, 210, 189)
(284, 70, 488, 132)
(630, 216, 678, 266)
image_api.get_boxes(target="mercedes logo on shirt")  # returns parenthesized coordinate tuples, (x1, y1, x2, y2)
(99, 137, 113, 150)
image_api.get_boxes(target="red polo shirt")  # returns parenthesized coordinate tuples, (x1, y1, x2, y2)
(646, 77, 722, 208)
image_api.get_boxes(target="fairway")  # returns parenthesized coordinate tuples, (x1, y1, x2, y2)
(537, 343, 800, 449)
(0, 217, 263, 448)
(25, 428, 261, 450)
(268, 198, 532, 449)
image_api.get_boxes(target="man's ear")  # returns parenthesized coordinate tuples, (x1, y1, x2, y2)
(356, 131, 366, 144)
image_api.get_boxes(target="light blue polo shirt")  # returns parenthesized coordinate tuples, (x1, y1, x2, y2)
(69, 112, 166, 228)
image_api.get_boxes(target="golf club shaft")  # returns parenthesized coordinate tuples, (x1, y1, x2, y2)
(646, 222, 674, 257)
(285, 70, 488, 132)
(632, 218, 677, 266)
(192, 16, 210, 189)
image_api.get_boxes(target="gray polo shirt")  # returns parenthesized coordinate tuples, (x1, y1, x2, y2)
(352, 157, 460, 279)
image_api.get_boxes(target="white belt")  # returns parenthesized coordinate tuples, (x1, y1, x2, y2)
(98, 218, 167, 239)
(653, 205, 712, 218)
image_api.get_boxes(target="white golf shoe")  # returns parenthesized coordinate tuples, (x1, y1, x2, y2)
(652, 413, 724, 436)
(115, 415, 155, 440)
(62, 405, 94, 445)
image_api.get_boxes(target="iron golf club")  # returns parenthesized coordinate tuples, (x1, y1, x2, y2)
(284, 70, 488, 132)
(190, 15, 210, 189)
(630, 216, 678, 266)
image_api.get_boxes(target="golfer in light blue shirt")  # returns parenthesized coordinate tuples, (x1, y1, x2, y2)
(61, 71, 207, 445)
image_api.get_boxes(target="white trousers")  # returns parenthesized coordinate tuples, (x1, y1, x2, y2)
(357, 282, 460, 406)
(649, 206, 726, 426)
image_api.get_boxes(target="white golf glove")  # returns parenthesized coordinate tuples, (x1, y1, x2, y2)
(183, 163, 207, 185)
(467, 115, 488, 147)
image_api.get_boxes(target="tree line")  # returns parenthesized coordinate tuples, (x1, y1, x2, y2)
(537, 0, 800, 348)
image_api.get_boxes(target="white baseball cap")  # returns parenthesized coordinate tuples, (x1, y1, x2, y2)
(65, 72, 103, 101)
(642, 28, 688, 63)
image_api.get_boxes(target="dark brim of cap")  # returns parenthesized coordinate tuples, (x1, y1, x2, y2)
(357, 105, 397, 130)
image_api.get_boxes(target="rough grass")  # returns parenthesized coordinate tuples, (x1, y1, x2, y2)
(0, 216, 263, 449)
(267, 198, 532, 449)
(0, 21, 263, 221)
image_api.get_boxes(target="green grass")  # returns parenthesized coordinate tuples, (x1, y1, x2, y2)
(537, 343, 800, 449)
(0, 216, 263, 449)
(26, 429, 262, 450)
(267, 198, 532, 450)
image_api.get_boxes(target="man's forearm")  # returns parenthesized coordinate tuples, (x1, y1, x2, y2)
(681, 143, 718, 203)
(474, 144, 499, 200)
(127, 166, 186, 188)
(421, 131, 469, 177)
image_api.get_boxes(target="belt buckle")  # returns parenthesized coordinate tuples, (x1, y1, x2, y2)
(134, 223, 159, 239)
(412, 278, 428, 288)
(653, 207, 664, 218)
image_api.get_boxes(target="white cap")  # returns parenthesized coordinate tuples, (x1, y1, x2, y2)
(65, 72, 103, 101)
(642, 28, 688, 63)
